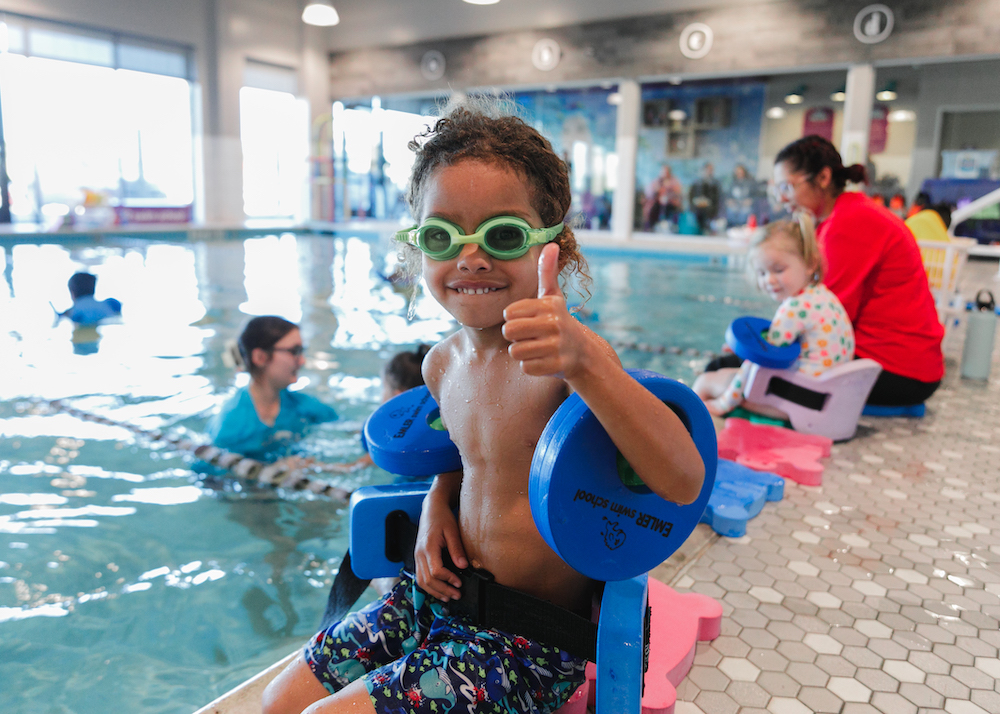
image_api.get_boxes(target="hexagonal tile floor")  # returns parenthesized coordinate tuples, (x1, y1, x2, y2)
(655, 258, 1000, 714)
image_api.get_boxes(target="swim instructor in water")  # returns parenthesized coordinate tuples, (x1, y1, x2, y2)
(209, 315, 339, 462)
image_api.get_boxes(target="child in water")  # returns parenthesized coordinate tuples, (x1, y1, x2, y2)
(338, 343, 432, 473)
(693, 214, 855, 418)
(262, 103, 704, 714)
(58, 272, 122, 325)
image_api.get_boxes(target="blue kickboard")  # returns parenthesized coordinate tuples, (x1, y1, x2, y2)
(700, 459, 784, 538)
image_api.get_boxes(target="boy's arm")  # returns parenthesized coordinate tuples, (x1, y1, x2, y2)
(414, 469, 467, 601)
(503, 244, 705, 505)
(414, 342, 467, 601)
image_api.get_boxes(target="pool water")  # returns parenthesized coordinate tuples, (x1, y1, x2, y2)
(0, 232, 766, 714)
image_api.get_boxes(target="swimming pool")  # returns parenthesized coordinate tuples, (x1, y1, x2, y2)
(0, 231, 766, 714)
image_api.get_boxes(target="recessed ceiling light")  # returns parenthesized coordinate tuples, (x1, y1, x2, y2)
(784, 85, 806, 105)
(766, 106, 787, 119)
(875, 80, 897, 102)
(302, 1, 340, 26)
(887, 109, 916, 122)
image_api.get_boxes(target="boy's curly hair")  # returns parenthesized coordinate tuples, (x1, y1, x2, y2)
(402, 97, 590, 297)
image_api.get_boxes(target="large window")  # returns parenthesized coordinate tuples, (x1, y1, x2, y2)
(240, 86, 309, 221)
(0, 15, 193, 224)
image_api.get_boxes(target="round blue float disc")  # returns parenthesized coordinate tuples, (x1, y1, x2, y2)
(725, 316, 801, 369)
(363, 386, 462, 477)
(529, 369, 717, 582)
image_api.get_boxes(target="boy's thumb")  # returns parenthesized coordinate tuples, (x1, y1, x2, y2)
(537, 243, 562, 298)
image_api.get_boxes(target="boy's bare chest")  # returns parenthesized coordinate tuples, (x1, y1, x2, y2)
(438, 365, 562, 461)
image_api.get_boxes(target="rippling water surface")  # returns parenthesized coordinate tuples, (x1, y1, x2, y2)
(0, 231, 764, 713)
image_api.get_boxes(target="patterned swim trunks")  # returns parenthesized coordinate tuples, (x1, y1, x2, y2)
(305, 574, 587, 714)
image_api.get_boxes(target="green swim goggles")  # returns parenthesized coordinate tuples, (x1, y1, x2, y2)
(394, 216, 564, 261)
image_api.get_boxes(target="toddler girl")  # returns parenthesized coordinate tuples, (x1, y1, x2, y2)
(694, 214, 854, 418)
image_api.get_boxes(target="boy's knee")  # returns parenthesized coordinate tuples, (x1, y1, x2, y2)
(261, 654, 326, 714)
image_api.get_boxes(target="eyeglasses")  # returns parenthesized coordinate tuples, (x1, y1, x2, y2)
(774, 175, 812, 198)
(271, 345, 305, 357)
(394, 216, 564, 261)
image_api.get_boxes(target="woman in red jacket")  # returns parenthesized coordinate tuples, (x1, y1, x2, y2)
(772, 135, 944, 407)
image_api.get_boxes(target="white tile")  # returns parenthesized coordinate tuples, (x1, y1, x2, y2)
(828, 676, 872, 702)
(803, 633, 842, 655)
(718, 656, 760, 681)
(893, 569, 929, 585)
(883, 659, 926, 683)
(852, 580, 887, 596)
(788, 561, 819, 577)
(749, 586, 784, 604)
(973, 657, 1000, 678)
(943, 700, 990, 714)
(807, 592, 842, 609)
(855, 619, 892, 639)
(767, 697, 813, 714)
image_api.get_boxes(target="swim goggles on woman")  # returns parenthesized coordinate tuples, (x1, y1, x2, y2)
(394, 216, 564, 261)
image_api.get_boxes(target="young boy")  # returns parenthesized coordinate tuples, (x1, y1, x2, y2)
(59, 272, 121, 325)
(263, 104, 704, 714)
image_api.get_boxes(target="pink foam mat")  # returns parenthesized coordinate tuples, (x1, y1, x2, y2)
(571, 579, 722, 714)
(717, 417, 832, 486)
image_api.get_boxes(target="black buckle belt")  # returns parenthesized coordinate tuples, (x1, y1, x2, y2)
(444, 557, 598, 662)
(322, 509, 650, 667)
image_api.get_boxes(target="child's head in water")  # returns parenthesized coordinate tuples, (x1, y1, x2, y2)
(398, 101, 590, 314)
(749, 213, 821, 303)
(381, 344, 430, 401)
(68, 272, 98, 300)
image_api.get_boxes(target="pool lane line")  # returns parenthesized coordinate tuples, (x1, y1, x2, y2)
(29, 399, 353, 501)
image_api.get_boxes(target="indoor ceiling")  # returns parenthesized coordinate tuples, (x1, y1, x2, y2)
(319, 0, 767, 52)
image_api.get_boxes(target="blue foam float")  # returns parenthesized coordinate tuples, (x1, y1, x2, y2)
(861, 403, 926, 418)
(530, 369, 717, 582)
(363, 386, 462, 477)
(700, 459, 784, 538)
(364, 370, 717, 582)
(725, 316, 800, 369)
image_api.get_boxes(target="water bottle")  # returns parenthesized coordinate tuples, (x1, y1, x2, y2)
(961, 290, 997, 380)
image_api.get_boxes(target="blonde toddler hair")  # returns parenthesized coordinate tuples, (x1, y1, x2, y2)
(750, 212, 823, 285)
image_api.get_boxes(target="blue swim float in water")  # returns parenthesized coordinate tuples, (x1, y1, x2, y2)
(725, 316, 800, 369)
(363, 369, 717, 582)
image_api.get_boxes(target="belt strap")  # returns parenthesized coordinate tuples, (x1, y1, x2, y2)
(321, 509, 604, 662)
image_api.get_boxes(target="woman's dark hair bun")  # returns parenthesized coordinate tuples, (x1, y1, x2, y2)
(843, 164, 868, 185)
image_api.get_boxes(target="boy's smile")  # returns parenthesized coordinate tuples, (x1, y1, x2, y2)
(420, 160, 546, 331)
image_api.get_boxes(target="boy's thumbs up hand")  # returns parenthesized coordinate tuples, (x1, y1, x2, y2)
(503, 243, 585, 379)
(537, 241, 562, 299)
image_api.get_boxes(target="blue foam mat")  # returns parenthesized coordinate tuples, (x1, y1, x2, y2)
(700, 459, 784, 538)
(861, 403, 926, 418)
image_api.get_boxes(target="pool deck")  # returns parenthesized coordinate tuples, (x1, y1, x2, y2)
(27, 219, 994, 714)
(656, 255, 1000, 714)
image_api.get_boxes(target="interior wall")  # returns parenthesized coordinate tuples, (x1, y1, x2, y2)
(325, 0, 1000, 99)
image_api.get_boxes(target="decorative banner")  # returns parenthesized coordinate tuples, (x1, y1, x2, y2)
(803, 107, 834, 141)
(115, 205, 193, 224)
(869, 104, 889, 154)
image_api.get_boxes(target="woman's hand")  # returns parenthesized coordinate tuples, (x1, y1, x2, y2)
(414, 477, 467, 601)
